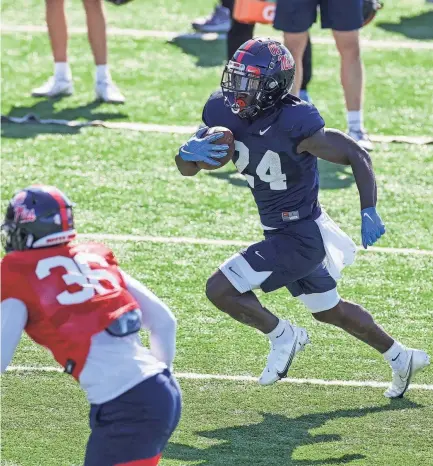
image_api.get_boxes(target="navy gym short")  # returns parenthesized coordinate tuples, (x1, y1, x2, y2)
(274, 0, 363, 33)
(84, 370, 182, 466)
(240, 219, 336, 295)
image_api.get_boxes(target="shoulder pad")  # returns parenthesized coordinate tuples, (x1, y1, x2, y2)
(278, 96, 325, 140)
(72, 242, 118, 266)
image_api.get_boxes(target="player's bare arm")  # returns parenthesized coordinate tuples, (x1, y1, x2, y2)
(298, 128, 385, 249)
(297, 127, 376, 209)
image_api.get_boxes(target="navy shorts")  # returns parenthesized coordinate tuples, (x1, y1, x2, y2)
(84, 370, 182, 466)
(274, 0, 363, 33)
(240, 219, 336, 295)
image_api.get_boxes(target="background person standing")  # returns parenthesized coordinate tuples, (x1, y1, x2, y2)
(32, 0, 125, 104)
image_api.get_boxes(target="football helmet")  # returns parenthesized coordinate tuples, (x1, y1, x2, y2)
(1, 185, 76, 252)
(221, 37, 295, 119)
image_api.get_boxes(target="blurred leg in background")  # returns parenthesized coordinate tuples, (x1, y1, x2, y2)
(83, 0, 125, 103)
(299, 36, 312, 102)
(333, 29, 370, 149)
(192, 1, 232, 33)
(31, 0, 73, 98)
(32, 0, 125, 103)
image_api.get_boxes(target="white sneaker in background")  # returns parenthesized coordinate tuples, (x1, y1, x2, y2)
(31, 76, 74, 98)
(95, 80, 125, 104)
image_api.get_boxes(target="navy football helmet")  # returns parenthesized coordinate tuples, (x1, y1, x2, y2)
(221, 37, 295, 119)
(1, 185, 76, 252)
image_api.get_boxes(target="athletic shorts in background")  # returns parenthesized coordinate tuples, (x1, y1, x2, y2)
(274, 0, 363, 33)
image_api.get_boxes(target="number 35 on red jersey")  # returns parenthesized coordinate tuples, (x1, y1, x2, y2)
(1, 242, 139, 378)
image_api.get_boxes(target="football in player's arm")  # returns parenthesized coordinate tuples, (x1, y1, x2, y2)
(175, 38, 429, 398)
(1, 185, 181, 466)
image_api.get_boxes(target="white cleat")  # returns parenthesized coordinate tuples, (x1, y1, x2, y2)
(348, 129, 374, 152)
(95, 80, 125, 104)
(259, 323, 310, 386)
(31, 76, 73, 98)
(384, 348, 430, 399)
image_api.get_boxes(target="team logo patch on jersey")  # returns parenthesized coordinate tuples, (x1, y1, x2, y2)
(282, 211, 300, 222)
(64, 359, 76, 375)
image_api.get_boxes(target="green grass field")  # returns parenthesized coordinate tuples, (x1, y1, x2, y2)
(1, 0, 433, 465)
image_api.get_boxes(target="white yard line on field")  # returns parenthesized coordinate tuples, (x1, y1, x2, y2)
(2, 24, 433, 50)
(3, 115, 433, 144)
(80, 233, 433, 256)
(6, 366, 433, 391)
(91, 122, 433, 145)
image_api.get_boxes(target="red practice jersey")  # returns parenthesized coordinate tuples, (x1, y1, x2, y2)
(1, 242, 138, 379)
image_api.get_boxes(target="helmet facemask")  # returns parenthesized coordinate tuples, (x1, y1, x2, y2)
(1, 222, 34, 252)
(222, 62, 263, 119)
(221, 60, 290, 119)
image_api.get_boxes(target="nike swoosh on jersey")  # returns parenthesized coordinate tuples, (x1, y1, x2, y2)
(259, 126, 271, 136)
(255, 251, 265, 260)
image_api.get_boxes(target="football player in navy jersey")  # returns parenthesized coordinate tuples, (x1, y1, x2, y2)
(175, 38, 429, 398)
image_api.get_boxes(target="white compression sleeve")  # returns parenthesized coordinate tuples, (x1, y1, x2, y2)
(121, 270, 177, 368)
(1, 298, 28, 372)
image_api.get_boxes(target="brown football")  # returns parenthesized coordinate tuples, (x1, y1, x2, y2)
(196, 126, 235, 171)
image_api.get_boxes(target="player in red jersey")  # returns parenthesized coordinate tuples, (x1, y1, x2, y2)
(1, 185, 181, 466)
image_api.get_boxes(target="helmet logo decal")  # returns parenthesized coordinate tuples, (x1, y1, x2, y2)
(12, 193, 36, 223)
(268, 43, 282, 56)
(279, 54, 294, 71)
(267, 42, 294, 70)
(14, 205, 36, 223)
(11, 191, 27, 206)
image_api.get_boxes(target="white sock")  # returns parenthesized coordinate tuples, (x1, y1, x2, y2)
(347, 110, 363, 132)
(96, 64, 111, 83)
(266, 319, 293, 344)
(383, 341, 408, 371)
(54, 62, 72, 81)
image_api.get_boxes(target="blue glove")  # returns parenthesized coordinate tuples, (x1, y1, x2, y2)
(179, 126, 229, 167)
(361, 207, 386, 249)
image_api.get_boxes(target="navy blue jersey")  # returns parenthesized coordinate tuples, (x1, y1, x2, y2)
(202, 90, 325, 230)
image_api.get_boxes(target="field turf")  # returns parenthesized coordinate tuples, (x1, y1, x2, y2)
(1, 0, 432, 465)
